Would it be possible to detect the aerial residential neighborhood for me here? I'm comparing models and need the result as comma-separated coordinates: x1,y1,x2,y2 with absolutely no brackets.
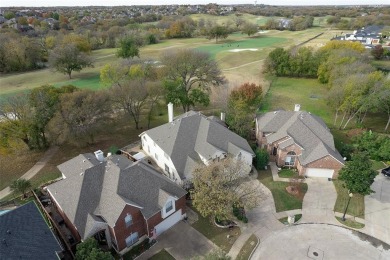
0,2,389,260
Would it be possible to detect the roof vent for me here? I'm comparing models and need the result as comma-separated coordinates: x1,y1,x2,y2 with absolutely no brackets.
94,150,104,162
80,172,83,176
6,230,11,235
83,159,86,163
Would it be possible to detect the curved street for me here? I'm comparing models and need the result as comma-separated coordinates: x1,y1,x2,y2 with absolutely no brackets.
251,224,390,260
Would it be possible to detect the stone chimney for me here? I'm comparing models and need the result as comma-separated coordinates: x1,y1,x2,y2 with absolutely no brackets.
168,102,174,123
294,104,301,112
220,112,226,122
94,150,104,162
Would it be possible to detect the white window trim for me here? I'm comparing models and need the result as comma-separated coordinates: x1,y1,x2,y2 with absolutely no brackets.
161,197,176,219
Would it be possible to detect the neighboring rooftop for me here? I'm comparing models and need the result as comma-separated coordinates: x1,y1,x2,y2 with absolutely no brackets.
0,201,63,259
257,110,344,165
142,111,254,179
47,155,186,239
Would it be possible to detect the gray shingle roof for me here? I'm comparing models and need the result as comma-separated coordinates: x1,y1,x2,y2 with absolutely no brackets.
0,201,62,259
47,155,186,240
257,111,344,166
142,111,254,179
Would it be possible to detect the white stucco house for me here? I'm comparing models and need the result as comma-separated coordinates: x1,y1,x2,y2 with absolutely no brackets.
139,103,255,185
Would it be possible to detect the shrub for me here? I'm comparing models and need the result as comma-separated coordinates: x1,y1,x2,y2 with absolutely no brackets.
255,148,269,170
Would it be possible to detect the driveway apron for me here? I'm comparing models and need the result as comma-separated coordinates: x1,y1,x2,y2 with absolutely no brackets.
301,178,338,224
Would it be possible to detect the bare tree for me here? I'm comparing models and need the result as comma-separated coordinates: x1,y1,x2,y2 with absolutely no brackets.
52,90,110,144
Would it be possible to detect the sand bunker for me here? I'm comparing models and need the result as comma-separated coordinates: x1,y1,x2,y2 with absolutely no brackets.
229,48,259,53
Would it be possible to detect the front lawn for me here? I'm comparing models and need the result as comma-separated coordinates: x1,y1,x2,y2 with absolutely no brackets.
258,169,308,212
149,249,175,260
278,169,303,179
333,180,364,219
189,205,241,253
236,234,258,260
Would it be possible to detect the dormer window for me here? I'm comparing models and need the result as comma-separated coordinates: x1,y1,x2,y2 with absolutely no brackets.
125,214,132,228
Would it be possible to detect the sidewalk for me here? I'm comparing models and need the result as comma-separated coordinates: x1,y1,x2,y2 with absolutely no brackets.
0,146,59,200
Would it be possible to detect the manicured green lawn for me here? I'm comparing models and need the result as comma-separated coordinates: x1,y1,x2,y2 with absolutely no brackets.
196,36,287,58
333,180,365,219
336,216,365,229
54,74,104,91
236,234,258,260
278,169,303,179
260,77,332,124
190,205,241,253
149,249,175,260
258,169,308,212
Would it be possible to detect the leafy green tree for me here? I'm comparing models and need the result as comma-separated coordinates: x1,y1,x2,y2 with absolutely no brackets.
207,25,230,43
49,44,93,79
241,22,258,37
264,48,290,76
192,158,262,221
116,37,140,59
338,152,377,196
353,131,390,162
10,179,32,198
4,11,15,20
75,238,113,260
161,49,225,112
255,148,269,170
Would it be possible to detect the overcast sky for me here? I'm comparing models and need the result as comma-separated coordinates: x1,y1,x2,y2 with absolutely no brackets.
0,0,388,7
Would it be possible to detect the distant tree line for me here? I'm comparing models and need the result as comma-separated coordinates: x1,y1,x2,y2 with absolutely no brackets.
263,16,314,31
0,48,225,151
264,41,390,131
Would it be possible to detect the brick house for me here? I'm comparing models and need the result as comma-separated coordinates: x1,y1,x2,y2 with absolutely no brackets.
139,104,255,186
47,152,187,255
256,105,344,179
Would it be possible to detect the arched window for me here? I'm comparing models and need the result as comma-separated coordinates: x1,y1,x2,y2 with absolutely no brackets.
125,214,132,228
285,151,296,166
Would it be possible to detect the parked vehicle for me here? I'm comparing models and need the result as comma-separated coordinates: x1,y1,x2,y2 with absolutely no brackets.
382,166,390,177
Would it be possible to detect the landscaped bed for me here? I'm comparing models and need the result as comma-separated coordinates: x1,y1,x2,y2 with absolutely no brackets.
278,214,303,224
189,205,241,253
335,216,365,229
258,168,308,212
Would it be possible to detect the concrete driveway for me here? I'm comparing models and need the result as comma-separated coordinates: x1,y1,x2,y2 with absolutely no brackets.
301,178,338,224
364,174,390,245
251,224,390,260
138,221,216,259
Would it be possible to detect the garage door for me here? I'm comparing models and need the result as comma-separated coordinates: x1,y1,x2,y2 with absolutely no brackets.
306,168,334,178
155,209,182,236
